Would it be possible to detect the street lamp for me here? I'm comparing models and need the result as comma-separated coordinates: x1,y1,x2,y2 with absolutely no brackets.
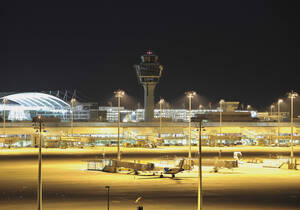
70,98,76,136
219,99,225,147
159,98,165,139
2,98,7,147
270,104,275,120
192,115,206,210
114,89,125,161
33,115,44,210
198,119,205,210
288,91,298,164
105,186,110,210
185,91,196,166
277,99,283,145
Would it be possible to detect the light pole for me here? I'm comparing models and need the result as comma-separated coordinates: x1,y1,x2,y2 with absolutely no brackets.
192,115,206,210
159,98,165,139
105,186,110,210
219,99,225,147
198,119,204,210
33,115,44,210
70,98,76,137
270,104,275,120
114,89,125,161
2,98,7,147
288,91,298,163
185,91,196,166
277,99,283,145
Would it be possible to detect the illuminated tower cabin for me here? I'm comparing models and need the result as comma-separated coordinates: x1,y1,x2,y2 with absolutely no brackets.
134,50,163,122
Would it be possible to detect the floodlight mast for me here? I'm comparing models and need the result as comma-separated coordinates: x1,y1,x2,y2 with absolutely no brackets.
288,91,298,165
159,98,165,138
2,98,7,145
185,91,196,166
219,99,225,147
277,99,283,144
198,119,203,210
70,98,76,136
192,115,206,210
134,50,163,122
114,90,125,161
33,115,44,210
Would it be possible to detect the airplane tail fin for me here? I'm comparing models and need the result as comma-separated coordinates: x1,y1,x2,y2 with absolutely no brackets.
178,159,185,170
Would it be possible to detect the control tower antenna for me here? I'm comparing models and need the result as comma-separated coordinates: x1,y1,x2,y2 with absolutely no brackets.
134,50,163,122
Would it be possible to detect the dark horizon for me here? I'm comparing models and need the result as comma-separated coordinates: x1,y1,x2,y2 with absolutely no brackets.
1,1,300,112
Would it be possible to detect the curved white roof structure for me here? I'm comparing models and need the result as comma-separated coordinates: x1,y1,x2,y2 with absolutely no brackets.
1,92,70,109
0,92,71,121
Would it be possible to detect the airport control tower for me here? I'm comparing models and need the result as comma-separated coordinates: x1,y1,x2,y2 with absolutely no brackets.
134,50,163,122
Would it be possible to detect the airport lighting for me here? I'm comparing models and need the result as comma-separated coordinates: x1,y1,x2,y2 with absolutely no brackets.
198,120,205,210
185,91,196,166
270,104,275,117
247,105,251,110
159,98,165,138
70,98,76,136
219,99,225,146
2,98,7,143
33,115,44,210
192,116,206,210
199,104,203,110
277,99,283,144
288,91,298,165
114,89,125,161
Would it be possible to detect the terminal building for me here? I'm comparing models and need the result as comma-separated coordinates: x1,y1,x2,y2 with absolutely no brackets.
0,91,258,123
0,92,71,121
0,92,297,148
0,92,99,122
1,92,285,123
98,106,258,122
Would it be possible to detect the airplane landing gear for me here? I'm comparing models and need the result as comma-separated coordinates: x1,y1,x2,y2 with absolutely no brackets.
172,174,175,179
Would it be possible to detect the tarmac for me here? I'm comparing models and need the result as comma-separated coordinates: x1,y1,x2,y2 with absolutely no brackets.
1,146,300,209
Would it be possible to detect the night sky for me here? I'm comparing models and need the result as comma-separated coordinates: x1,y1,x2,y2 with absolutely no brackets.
1,1,300,111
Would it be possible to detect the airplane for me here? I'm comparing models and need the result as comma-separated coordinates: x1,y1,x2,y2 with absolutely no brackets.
159,159,185,178
127,159,185,178
86,156,238,176
86,158,185,179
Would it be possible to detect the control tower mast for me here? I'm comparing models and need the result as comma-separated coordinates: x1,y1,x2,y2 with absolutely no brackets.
134,50,163,122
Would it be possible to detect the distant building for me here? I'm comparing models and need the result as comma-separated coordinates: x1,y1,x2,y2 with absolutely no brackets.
0,92,70,121
98,106,257,122
197,111,258,122
0,92,100,122
99,106,133,122
73,102,99,122
219,101,240,112
257,112,289,122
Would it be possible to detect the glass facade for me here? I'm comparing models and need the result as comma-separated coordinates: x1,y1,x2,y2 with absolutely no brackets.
0,92,71,121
